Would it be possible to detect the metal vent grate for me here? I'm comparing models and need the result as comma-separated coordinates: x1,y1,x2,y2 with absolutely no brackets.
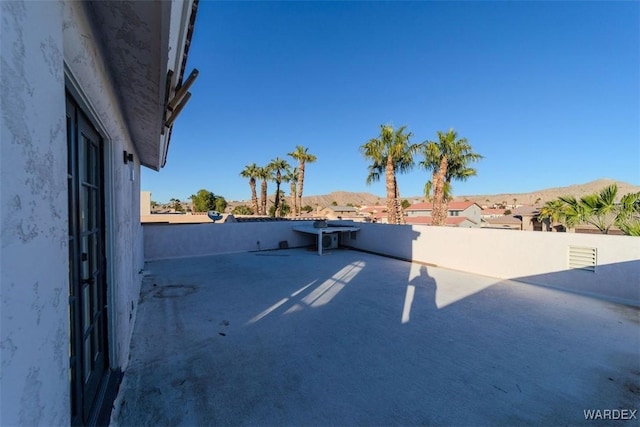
568,246,597,272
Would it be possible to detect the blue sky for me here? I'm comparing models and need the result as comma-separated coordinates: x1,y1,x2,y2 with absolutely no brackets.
143,1,639,203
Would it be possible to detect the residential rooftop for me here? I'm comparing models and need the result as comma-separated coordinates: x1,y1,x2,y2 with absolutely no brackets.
112,247,639,426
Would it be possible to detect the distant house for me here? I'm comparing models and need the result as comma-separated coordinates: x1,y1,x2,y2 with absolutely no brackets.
482,216,523,230
318,205,360,220
405,201,482,227
358,205,388,223
481,206,549,231
511,206,544,231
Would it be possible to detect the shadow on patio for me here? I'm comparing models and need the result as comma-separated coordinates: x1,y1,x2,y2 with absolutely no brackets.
111,248,639,426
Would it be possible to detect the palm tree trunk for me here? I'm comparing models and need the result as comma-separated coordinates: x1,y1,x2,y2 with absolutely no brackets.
297,163,305,217
290,182,297,217
274,182,281,217
394,176,405,224
431,156,448,226
250,180,259,215
260,180,267,215
385,155,397,224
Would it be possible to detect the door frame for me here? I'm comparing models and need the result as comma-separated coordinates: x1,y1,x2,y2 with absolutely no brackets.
65,64,121,426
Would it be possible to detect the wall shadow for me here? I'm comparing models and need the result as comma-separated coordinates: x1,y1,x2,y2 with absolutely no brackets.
508,259,640,307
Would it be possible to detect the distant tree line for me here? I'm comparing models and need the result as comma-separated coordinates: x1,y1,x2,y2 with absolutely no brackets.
240,145,317,217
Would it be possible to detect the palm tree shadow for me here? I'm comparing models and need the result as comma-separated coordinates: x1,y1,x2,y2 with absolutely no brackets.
402,264,438,324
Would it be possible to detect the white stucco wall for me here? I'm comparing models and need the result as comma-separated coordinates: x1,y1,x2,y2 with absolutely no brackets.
144,222,318,261
63,0,144,371
1,1,69,425
1,1,146,424
340,222,640,306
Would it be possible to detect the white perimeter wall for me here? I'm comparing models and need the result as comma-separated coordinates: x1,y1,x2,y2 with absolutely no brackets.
144,222,318,261
1,1,145,425
339,222,639,306
145,221,639,306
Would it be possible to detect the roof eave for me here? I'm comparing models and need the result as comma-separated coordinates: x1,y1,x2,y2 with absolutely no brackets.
88,0,198,171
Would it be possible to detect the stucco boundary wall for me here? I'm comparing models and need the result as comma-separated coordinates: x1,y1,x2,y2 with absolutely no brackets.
144,220,638,306
337,222,639,307
143,221,318,260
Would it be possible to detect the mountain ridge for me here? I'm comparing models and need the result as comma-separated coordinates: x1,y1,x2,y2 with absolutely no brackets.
230,178,639,209
303,179,640,208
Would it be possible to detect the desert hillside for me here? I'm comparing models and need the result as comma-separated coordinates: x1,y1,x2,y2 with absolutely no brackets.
228,178,639,211
300,191,383,208
450,178,639,206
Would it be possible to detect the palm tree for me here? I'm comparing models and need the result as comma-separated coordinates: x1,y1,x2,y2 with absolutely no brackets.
420,129,483,226
288,145,317,216
255,165,271,216
559,184,618,234
360,124,419,224
537,199,566,231
616,191,640,236
560,184,640,234
268,157,290,217
283,167,298,217
240,163,260,215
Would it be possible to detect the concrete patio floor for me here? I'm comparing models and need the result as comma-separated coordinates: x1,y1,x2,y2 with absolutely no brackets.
111,248,639,426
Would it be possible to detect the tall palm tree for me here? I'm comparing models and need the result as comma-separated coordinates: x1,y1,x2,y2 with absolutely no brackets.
283,167,298,217
268,157,290,217
255,165,271,216
288,145,317,216
537,199,566,231
240,163,260,215
420,129,483,226
360,125,419,224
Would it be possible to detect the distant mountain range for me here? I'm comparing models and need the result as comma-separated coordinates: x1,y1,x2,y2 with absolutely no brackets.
451,178,639,206
301,179,639,207
229,178,639,210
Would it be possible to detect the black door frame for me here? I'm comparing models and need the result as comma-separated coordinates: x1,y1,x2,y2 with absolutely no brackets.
67,92,121,426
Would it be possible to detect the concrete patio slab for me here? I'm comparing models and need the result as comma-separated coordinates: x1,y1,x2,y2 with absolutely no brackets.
111,248,639,426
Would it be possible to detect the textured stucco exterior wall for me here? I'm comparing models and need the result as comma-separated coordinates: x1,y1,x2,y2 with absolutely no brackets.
63,0,144,370
1,1,146,424
0,1,69,425
339,222,640,306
